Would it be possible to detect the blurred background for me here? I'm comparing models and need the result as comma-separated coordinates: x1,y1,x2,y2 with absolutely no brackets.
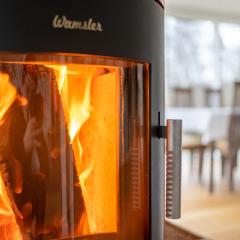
165,0,240,239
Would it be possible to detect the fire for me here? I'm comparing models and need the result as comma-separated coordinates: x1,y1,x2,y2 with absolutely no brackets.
59,66,95,234
45,65,67,92
0,73,22,240
51,64,119,235
0,73,17,125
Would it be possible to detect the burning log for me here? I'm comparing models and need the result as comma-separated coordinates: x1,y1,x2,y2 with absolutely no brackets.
0,62,120,239
53,65,119,235
0,71,23,240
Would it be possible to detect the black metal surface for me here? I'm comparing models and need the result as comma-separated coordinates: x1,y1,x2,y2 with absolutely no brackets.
158,126,167,139
157,112,167,139
0,1,164,239
0,0,163,64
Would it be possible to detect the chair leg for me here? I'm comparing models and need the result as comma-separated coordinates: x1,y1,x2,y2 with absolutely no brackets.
228,150,235,192
190,149,194,173
198,147,204,183
221,154,226,178
209,143,215,193
234,151,238,168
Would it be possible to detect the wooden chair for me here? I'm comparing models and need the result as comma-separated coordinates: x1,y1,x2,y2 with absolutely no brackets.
208,82,240,192
204,87,223,107
172,87,193,107
182,133,206,183
233,81,240,110
213,114,240,191
172,87,206,181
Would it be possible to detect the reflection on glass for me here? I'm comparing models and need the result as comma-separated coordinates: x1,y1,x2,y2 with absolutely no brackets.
0,54,149,240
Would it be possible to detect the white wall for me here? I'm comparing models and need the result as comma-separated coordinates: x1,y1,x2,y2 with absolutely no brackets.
166,0,240,23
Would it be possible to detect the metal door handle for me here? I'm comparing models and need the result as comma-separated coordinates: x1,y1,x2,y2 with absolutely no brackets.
166,119,182,219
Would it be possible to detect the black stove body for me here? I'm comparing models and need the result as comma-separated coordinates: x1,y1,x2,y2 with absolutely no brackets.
0,1,181,240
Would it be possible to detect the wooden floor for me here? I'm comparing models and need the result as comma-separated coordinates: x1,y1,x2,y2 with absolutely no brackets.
170,152,240,240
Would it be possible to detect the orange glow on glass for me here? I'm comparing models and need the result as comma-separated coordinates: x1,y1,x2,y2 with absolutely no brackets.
48,64,119,235
0,73,23,240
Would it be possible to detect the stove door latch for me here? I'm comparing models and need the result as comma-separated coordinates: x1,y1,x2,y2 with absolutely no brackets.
159,119,182,220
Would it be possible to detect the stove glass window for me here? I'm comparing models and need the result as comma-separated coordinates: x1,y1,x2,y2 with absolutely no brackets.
0,54,149,240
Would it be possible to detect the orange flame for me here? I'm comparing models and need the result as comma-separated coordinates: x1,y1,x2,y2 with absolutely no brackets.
45,65,67,92
0,73,17,125
51,65,96,233
0,73,22,240
51,64,118,235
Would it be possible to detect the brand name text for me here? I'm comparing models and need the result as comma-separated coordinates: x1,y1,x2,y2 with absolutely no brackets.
53,15,103,32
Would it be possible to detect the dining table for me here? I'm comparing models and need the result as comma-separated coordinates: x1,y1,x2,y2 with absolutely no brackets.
167,107,233,192
167,107,232,143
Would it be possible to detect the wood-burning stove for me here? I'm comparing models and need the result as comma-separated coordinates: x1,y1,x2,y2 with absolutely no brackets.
0,1,182,240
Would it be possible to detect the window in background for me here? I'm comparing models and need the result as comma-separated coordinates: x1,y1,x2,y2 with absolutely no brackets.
166,17,240,88
219,23,240,83
166,17,216,87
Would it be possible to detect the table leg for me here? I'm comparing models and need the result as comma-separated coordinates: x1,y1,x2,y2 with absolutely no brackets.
190,149,194,174
221,154,225,178
209,142,215,193
228,150,235,192
198,147,204,184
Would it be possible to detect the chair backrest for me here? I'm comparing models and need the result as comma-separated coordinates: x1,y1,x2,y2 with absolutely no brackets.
228,114,240,149
173,87,193,107
233,82,240,110
205,88,223,107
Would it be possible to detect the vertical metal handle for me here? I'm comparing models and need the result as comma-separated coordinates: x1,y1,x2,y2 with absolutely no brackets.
166,119,182,219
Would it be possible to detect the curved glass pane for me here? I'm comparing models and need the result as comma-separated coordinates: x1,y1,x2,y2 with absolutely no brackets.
0,53,149,240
